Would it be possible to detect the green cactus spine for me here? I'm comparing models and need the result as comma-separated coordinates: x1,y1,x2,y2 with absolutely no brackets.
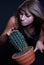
9,30,28,51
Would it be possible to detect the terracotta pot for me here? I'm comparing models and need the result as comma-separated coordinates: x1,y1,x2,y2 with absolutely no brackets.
12,46,35,65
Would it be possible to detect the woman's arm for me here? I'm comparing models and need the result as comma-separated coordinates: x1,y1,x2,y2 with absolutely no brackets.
35,29,44,53
0,16,19,43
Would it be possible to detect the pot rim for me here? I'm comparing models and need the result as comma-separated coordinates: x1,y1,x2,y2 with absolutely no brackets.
12,46,34,59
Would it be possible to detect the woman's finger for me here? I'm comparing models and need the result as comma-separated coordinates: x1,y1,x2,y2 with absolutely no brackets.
34,46,38,52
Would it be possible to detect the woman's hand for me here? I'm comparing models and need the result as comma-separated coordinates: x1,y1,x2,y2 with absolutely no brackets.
0,27,14,44
34,40,44,53
7,27,15,35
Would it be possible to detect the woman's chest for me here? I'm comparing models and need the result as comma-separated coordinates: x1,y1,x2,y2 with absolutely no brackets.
23,26,39,40
23,26,35,37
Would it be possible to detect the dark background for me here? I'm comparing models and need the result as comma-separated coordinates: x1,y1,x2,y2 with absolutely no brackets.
0,0,44,65
0,0,44,35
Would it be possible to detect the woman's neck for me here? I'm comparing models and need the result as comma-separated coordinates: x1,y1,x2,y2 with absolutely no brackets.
23,24,35,37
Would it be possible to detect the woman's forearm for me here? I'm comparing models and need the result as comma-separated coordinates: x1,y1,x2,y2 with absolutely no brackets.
0,16,18,43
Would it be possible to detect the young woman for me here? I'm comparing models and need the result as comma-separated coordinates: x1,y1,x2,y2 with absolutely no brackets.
0,0,44,65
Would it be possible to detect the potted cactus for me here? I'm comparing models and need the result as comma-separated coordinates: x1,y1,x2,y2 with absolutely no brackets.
7,29,35,65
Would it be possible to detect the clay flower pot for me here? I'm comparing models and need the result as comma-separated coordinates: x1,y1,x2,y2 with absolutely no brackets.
12,46,35,65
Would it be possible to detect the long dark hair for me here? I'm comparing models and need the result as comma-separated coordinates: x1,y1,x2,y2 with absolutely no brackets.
13,0,44,34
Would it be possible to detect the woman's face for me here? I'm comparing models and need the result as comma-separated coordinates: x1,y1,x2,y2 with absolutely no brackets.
19,9,34,26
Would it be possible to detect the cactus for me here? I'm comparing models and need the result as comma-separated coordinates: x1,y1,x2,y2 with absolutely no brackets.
8,30,28,52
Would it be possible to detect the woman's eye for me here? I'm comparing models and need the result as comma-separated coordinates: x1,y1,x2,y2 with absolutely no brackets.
26,15,30,17
26,15,31,17
25,13,31,17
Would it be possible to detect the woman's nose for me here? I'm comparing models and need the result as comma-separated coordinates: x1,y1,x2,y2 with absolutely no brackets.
21,15,26,20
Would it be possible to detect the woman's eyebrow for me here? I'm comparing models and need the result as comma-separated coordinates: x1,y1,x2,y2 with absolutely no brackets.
20,9,31,16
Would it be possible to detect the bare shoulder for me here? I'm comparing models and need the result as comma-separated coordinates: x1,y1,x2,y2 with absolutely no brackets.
8,16,19,29
9,16,17,23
